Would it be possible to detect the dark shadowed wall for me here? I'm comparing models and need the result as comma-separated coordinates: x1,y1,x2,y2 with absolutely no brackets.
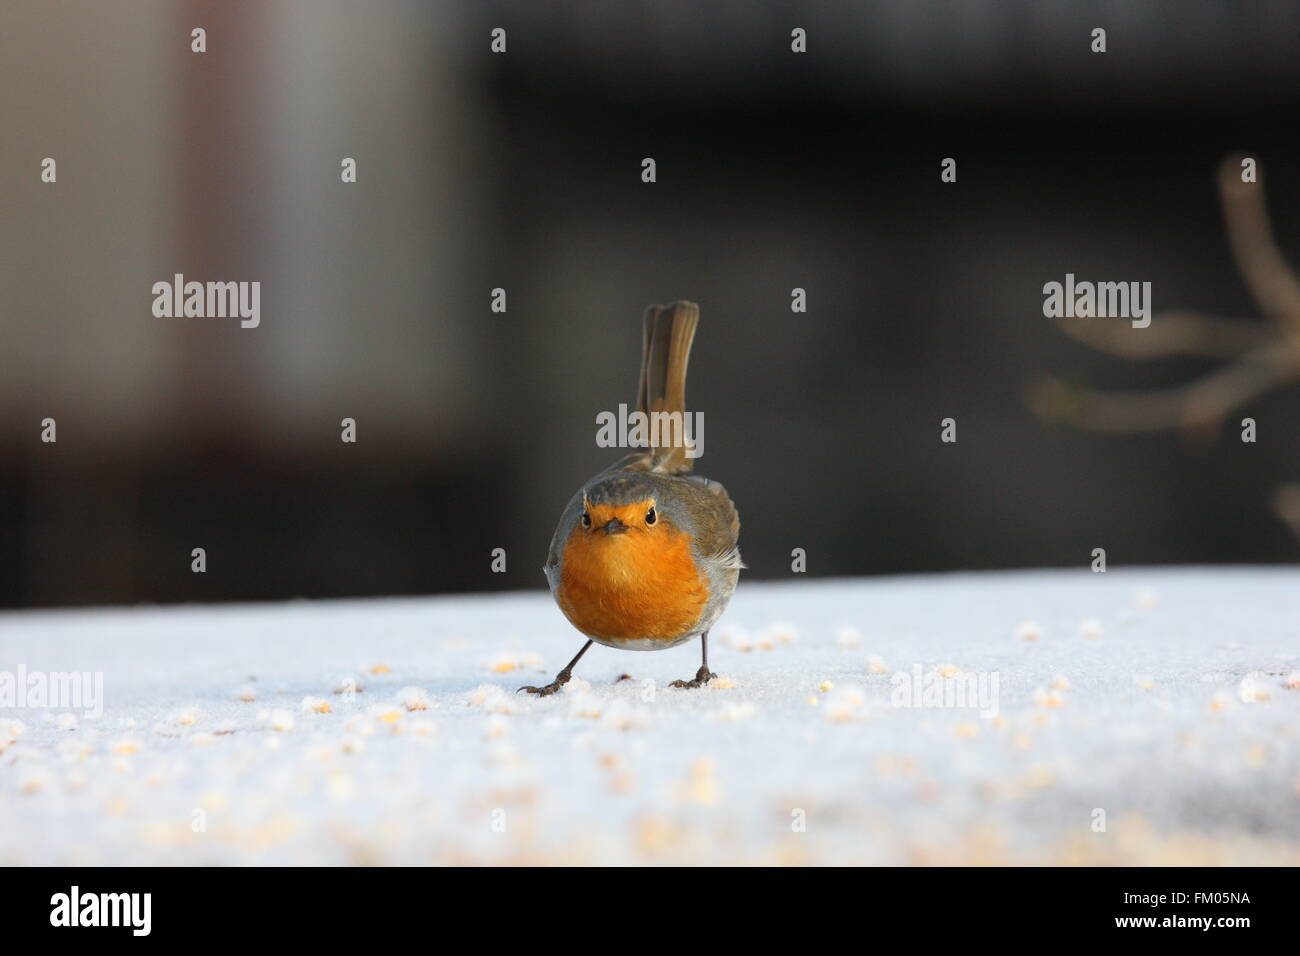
1,1,1297,607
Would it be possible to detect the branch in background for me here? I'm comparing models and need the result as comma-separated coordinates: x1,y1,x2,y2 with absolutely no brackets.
1051,311,1271,361
1029,345,1295,435
1273,484,1300,543
1030,156,1300,540
1218,154,1300,328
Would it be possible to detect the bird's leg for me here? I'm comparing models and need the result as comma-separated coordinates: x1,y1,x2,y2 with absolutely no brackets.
518,640,593,696
670,631,717,689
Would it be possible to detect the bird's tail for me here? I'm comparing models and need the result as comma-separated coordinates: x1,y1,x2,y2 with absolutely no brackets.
615,300,700,475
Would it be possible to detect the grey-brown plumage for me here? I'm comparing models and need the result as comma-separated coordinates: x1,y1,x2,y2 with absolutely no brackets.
523,302,742,694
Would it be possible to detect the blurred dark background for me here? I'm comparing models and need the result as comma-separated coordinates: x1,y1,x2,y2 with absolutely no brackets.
2,1,1298,608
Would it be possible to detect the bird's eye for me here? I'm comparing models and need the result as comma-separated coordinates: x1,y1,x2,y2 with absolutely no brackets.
645,507,657,525
581,511,591,528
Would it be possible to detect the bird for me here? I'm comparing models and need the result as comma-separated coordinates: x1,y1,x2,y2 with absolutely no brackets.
520,301,743,695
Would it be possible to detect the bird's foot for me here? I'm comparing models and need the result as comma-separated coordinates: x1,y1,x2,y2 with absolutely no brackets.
670,666,716,689
517,671,572,696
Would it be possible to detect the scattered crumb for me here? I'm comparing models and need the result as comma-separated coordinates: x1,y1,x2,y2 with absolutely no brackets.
268,710,295,732
713,702,756,721
819,680,834,692
398,686,430,711
486,652,542,673
567,694,604,720
836,626,863,648
19,769,51,794
768,622,799,645
367,663,393,676
1238,676,1271,704
1015,621,1041,642
58,738,91,761
468,684,517,715
1033,688,1066,709
1080,619,1102,640
867,655,888,674
601,700,648,730
234,685,257,702
1024,765,1056,789
301,696,332,714
1133,588,1160,609
824,686,866,723
679,757,722,806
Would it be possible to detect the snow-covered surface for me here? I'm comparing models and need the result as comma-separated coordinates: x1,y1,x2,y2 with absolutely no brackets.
1,567,1297,866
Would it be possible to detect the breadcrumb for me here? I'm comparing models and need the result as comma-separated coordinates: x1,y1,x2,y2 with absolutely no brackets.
1033,688,1066,708
398,686,430,711
1015,621,1041,642
836,627,863,649
824,686,866,723
333,676,364,695
1133,588,1160,609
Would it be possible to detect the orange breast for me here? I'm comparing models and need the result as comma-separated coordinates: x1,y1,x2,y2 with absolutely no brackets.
557,525,710,643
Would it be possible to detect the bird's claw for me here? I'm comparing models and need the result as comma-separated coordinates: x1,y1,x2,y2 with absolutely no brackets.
516,672,572,696
670,667,716,690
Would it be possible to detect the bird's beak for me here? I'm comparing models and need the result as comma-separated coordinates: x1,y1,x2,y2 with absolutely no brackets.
601,517,629,535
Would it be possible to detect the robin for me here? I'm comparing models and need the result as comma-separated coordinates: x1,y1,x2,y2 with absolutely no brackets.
521,301,743,695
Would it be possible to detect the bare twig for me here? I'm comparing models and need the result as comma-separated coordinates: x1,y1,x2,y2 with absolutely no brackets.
1217,155,1300,327
1029,344,1293,435
1051,311,1271,361
1031,156,1299,539
1273,484,1300,543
